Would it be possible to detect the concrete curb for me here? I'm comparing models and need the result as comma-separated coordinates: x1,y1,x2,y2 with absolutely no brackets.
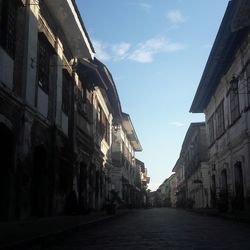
0,210,130,250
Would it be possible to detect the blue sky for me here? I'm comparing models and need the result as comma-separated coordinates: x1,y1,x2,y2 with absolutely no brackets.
76,0,229,191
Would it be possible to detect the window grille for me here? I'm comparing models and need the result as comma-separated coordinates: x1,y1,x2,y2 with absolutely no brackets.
101,110,109,143
215,101,225,138
37,33,52,94
230,90,240,123
246,64,250,106
208,116,214,146
96,105,102,136
0,0,19,58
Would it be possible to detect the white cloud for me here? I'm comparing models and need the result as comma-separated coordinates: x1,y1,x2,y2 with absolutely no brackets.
166,9,187,26
93,39,131,62
169,121,185,127
93,36,186,64
128,49,153,63
128,37,186,63
112,42,131,60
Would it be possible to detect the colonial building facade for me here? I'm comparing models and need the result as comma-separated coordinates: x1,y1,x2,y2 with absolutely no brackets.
190,0,250,211
157,174,176,207
169,174,177,207
0,0,96,220
172,123,209,208
172,156,186,208
110,113,143,208
136,159,150,207
0,0,147,221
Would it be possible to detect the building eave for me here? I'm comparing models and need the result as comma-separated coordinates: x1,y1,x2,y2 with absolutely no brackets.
77,59,107,90
180,122,205,154
231,0,250,32
172,158,181,173
190,0,248,113
43,0,95,59
93,58,123,120
122,113,142,152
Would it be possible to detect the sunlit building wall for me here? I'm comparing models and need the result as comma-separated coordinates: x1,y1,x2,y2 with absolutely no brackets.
110,113,143,208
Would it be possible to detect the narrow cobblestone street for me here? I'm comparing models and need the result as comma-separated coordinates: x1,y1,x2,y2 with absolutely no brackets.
44,208,250,250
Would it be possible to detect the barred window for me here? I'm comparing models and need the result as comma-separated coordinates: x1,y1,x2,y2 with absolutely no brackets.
230,90,240,123
246,64,250,106
96,105,102,135
0,0,19,58
208,115,215,145
247,77,250,106
215,101,225,138
101,110,109,144
37,34,52,94
76,80,89,118
121,142,125,165
106,122,110,144
62,70,71,115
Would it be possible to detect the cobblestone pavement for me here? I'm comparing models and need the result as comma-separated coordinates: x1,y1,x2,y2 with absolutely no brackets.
44,208,250,250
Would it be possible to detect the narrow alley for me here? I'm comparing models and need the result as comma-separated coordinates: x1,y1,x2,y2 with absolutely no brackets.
1,0,250,249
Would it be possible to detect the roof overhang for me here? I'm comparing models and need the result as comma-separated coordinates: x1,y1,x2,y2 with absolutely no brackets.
92,59,123,119
136,158,146,173
231,0,250,31
172,123,205,171
190,0,249,113
77,59,107,90
181,122,205,153
172,159,179,172
122,113,142,151
43,0,95,59
172,156,184,172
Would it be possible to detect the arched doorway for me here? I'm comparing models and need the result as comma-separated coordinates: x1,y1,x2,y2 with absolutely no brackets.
234,161,244,210
0,123,14,221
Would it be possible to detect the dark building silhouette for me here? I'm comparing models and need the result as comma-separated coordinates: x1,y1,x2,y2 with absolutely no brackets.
0,0,148,221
